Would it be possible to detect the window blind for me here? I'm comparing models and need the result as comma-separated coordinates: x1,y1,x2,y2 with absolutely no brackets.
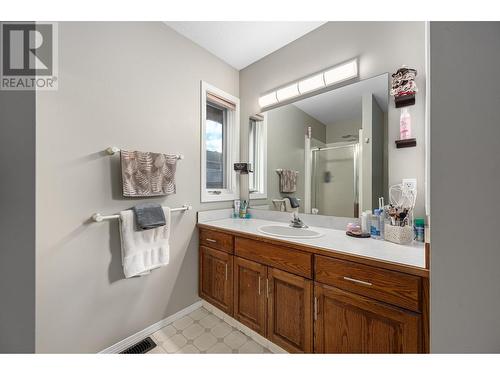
207,92,236,111
250,114,264,121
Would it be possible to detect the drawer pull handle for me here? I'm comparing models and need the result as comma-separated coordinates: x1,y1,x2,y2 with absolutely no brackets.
225,264,228,281
205,238,217,243
258,276,261,295
343,276,372,286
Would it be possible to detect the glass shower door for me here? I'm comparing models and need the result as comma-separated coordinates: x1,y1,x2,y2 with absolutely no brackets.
311,144,359,217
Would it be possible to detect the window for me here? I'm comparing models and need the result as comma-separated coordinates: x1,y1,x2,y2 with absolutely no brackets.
248,114,267,199
201,81,240,202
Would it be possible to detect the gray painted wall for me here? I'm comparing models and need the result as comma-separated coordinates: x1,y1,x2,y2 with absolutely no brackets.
0,88,36,353
35,22,238,353
261,104,326,209
326,120,360,144
240,22,427,217
430,22,500,353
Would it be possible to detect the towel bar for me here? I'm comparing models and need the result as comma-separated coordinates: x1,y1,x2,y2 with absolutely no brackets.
105,146,184,160
92,204,192,222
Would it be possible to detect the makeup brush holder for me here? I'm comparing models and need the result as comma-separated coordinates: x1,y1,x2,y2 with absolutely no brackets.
384,224,413,244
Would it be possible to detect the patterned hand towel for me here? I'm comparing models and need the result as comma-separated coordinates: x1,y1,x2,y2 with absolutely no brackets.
121,150,177,197
119,207,171,278
277,169,298,193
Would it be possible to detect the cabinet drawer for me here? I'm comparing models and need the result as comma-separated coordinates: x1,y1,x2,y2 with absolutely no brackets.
200,228,233,253
315,256,421,312
235,237,312,278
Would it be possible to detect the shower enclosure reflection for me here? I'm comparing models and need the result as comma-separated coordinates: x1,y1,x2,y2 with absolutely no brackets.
311,143,359,217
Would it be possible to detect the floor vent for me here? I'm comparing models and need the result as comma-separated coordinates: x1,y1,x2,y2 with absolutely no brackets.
120,337,157,354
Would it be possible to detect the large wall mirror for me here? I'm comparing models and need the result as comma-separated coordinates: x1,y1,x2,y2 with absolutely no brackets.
249,73,389,218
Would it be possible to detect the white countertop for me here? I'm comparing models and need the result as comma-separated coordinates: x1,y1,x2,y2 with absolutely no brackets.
199,218,426,269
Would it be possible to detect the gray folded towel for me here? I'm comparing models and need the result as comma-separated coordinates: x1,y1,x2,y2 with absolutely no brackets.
133,203,166,230
284,196,300,208
277,169,298,193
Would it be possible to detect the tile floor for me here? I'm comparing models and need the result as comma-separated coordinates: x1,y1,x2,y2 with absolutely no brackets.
149,307,272,354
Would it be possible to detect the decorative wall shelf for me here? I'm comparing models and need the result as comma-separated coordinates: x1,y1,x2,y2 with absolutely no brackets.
395,94,416,108
395,138,417,149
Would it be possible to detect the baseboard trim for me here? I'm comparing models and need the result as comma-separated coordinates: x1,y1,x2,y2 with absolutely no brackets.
99,300,203,354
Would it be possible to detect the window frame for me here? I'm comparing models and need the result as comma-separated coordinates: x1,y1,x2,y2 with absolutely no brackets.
201,81,240,203
248,113,268,200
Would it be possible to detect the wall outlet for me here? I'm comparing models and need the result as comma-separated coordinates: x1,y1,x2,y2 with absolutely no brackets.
402,178,417,193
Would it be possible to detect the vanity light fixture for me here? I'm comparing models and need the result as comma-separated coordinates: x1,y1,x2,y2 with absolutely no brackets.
258,58,358,108
298,73,325,94
323,59,358,86
258,91,278,107
276,83,300,102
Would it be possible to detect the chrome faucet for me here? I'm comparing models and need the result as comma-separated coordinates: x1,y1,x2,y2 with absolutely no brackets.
290,212,308,228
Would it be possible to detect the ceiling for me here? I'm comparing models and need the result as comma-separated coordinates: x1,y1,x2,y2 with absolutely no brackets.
292,74,389,126
164,22,326,70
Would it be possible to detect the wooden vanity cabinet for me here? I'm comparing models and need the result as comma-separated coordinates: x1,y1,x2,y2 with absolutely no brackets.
233,256,313,352
199,246,233,315
198,226,428,354
314,283,421,353
267,268,313,353
233,256,267,336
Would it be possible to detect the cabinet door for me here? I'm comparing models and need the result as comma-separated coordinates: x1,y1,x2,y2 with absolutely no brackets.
199,246,233,315
233,256,267,336
267,268,313,353
314,283,421,353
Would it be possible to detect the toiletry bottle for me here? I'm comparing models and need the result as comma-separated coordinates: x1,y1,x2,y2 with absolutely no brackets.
239,200,248,218
414,218,425,242
371,209,380,239
361,210,371,234
234,200,241,218
379,208,385,240
400,108,412,140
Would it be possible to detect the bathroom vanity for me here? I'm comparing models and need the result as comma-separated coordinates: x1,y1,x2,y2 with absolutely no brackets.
197,218,429,354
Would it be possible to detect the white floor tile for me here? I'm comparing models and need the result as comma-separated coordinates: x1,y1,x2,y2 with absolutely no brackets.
147,345,167,354
238,341,265,354
152,324,176,344
189,307,209,321
176,344,201,354
149,301,288,355
161,334,187,353
207,342,232,354
210,321,232,338
193,332,218,351
172,316,194,330
223,331,248,349
199,314,220,329
181,323,204,340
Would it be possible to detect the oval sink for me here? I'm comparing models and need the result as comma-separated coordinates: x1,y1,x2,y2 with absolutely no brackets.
257,225,323,239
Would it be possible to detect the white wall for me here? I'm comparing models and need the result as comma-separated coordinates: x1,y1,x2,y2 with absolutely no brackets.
430,21,500,353
35,22,239,353
240,22,427,217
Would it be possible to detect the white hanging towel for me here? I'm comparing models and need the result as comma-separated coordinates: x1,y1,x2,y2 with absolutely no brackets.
119,207,170,278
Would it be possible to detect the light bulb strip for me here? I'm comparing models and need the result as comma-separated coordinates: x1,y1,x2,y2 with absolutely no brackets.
258,58,358,108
